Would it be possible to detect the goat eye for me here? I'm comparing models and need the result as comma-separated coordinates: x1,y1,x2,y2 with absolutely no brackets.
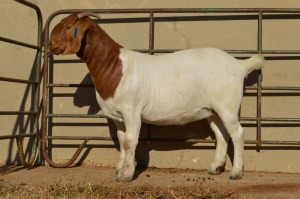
65,25,72,30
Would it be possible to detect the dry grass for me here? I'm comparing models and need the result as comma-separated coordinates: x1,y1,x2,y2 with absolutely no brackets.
0,181,235,199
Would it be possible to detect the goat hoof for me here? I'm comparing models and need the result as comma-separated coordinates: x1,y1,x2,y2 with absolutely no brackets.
116,169,134,182
116,176,133,182
229,175,242,180
209,165,224,175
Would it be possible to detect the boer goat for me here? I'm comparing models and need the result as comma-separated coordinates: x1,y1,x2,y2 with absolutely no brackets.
49,12,264,181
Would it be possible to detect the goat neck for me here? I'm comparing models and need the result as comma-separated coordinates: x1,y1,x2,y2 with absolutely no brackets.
77,20,123,100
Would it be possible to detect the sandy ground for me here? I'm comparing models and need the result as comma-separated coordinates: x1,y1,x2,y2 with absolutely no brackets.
1,165,300,198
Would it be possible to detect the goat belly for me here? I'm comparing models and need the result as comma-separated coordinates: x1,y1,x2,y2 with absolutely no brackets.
141,107,213,125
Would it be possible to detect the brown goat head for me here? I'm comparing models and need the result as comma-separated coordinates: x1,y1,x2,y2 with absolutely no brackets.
49,13,100,55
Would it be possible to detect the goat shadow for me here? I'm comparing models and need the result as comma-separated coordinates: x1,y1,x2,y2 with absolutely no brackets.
1,51,39,174
73,71,259,179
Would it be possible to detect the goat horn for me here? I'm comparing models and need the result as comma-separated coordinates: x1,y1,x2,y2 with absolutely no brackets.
77,12,101,19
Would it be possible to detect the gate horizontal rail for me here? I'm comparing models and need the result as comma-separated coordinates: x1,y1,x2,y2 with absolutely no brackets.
0,77,39,85
42,8,300,167
0,36,41,50
0,133,38,140
46,83,300,92
0,111,38,115
45,135,300,145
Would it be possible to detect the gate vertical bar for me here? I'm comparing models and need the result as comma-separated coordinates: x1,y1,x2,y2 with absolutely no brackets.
149,11,155,55
33,1,43,165
147,11,155,142
256,10,263,150
42,16,50,165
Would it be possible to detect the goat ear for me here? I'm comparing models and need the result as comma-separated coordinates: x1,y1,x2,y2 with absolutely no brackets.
63,20,90,55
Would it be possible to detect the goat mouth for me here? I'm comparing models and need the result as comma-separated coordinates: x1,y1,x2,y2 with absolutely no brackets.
49,46,62,55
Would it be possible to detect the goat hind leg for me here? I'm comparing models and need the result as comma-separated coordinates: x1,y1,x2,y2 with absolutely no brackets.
207,114,229,175
222,118,244,180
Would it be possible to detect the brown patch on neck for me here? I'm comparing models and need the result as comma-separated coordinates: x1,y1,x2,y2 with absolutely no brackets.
76,19,123,100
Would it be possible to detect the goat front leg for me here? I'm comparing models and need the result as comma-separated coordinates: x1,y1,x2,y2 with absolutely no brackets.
116,115,141,182
114,121,126,175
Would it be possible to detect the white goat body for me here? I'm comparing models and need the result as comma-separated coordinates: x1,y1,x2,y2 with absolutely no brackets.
96,47,263,181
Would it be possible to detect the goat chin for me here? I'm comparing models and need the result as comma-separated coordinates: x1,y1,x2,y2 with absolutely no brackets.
49,13,265,182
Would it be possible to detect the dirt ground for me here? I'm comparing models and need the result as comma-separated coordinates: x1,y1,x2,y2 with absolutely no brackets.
1,165,300,198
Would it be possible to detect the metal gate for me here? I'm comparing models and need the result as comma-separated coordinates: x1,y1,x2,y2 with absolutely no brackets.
0,0,43,166
41,8,300,167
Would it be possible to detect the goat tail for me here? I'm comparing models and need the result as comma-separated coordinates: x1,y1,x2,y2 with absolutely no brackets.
239,54,265,76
